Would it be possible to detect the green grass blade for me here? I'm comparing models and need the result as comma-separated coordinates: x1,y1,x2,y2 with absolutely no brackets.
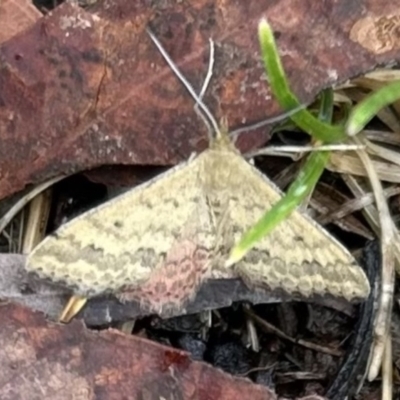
258,18,345,142
346,80,400,136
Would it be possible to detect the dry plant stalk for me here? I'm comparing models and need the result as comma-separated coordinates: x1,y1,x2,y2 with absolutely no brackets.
352,136,395,387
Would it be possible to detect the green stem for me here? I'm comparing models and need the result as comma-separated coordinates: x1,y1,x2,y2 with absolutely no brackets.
346,80,400,136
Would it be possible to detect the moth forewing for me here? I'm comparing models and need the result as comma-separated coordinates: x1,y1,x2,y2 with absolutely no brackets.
201,140,370,301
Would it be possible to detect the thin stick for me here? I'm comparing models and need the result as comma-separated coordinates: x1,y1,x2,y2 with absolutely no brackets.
245,143,364,158
0,175,64,235
244,307,343,357
243,304,260,352
382,333,393,400
352,136,395,382
343,175,400,269
317,186,400,226
22,190,53,254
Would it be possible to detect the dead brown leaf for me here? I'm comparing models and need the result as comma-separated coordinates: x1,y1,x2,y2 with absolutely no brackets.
0,0,41,44
0,301,281,399
1,0,400,199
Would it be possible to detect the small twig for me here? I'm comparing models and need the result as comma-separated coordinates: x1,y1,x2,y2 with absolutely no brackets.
18,208,25,253
244,307,343,357
245,143,364,159
243,304,260,352
382,333,393,400
352,136,395,382
364,130,400,146
22,190,53,254
0,175,64,235
366,139,400,168
317,186,400,226
343,175,400,269
277,371,327,381
2,229,12,250
238,363,277,377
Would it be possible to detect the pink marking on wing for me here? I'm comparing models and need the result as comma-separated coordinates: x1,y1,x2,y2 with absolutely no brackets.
117,240,211,314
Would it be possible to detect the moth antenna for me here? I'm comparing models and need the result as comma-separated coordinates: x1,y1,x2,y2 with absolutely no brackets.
147,28,308,143
198,38,215,100
146,28,221,141
229,102,307,141
193,100,213,141
193,38,215,140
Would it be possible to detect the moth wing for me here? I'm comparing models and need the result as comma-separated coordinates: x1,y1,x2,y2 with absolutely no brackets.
205,149,370,301
117,238,212,314
26,156,215,300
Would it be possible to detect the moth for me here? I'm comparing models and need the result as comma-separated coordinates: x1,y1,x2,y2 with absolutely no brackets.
26,29,370,322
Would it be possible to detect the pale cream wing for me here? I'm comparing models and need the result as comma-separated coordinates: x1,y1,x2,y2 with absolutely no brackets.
204,148,371,301
26,157,216,300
